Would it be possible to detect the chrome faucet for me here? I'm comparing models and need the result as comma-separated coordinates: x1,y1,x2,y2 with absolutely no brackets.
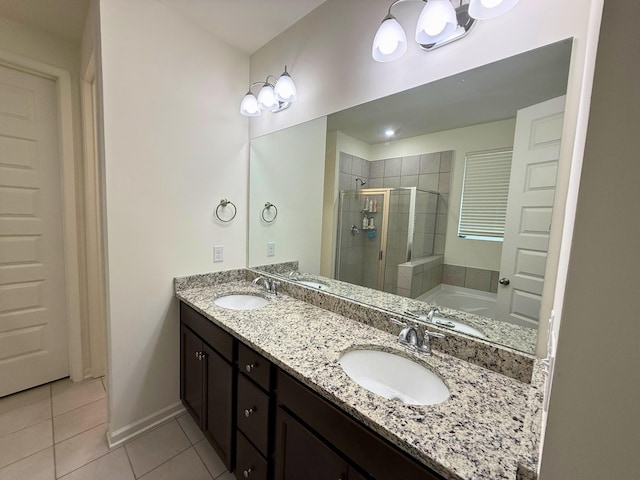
426,307,440,322
252,276,280,295
398,324,444,355
288,270,301,280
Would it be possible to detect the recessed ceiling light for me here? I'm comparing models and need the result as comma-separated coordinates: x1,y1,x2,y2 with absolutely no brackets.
385,129,395,137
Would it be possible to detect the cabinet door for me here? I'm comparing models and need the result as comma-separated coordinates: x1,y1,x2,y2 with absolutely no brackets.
275,407,348,480
203,343,235,471
181,324,204,427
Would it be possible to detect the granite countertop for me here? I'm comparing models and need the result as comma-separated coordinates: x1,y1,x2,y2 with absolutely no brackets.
176,279,540,480
266,271,538,354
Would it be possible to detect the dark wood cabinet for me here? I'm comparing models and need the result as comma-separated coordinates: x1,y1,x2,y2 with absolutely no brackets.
275,407,349,480
180,324,204,426
180,303,235,471
180,301,444,480
203,343,234,469
236,431,269,480
275,370,444,480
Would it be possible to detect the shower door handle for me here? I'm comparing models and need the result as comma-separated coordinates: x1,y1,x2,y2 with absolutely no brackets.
499,277,510,286
379,251,383,261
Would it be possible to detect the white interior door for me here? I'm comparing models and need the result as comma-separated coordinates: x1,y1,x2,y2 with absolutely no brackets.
0,65,69,396
496,96,566,329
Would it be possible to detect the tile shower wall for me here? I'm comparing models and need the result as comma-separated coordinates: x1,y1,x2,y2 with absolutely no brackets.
339,152,370,191
369,151,452,257
338,151,453,295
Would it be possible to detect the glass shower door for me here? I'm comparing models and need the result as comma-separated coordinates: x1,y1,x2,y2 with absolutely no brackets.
336,190,387,290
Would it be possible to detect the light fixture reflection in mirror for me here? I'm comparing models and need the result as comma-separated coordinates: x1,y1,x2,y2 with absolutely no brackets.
248,39,573,356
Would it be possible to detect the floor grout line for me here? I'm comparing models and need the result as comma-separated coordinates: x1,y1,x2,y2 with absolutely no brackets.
123,443,137,479
53,410,109,446
132,443,193,479
0,400,53,440
50,383,58,480
55,442,121,480
0,444,52,473
192,441,217,480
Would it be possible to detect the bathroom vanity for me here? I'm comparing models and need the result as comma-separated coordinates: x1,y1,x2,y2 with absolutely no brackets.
176,270,543,480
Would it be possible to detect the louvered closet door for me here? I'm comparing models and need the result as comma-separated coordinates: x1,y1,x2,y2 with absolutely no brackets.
496,96,565,329
0,64,69,396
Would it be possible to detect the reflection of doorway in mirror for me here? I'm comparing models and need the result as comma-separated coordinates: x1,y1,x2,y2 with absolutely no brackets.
496,96,566,329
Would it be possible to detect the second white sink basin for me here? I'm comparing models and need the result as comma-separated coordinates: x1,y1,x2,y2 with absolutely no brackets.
432,316,487,339
297,279,330,291
214,294,269,311
339,350,449,406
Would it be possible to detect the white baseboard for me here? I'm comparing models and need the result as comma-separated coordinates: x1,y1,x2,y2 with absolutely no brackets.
107,401,186,449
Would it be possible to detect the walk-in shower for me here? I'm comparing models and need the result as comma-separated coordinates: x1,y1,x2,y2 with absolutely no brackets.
335,187,441,294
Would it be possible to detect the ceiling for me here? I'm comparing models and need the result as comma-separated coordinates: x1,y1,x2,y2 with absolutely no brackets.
327,40,573,145
0,0,328,52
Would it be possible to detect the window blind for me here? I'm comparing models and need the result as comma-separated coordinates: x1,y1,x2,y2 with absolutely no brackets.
458,149,513,240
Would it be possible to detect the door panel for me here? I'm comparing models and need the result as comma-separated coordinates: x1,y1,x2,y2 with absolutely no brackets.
204,343,234,470
496,96,565,328
0,65,68,396
181,325,203,426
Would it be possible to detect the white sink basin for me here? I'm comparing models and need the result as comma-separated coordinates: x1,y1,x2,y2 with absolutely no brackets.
213,294,269,311
297,279,330,291
339,350,449,406
432,316,487,339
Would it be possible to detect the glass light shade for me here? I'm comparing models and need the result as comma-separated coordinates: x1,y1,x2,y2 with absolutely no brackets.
372,16,407,62
257,84,277,110
240,92,261,117
274,72,297,103
468,0,520,20
415,0,458,45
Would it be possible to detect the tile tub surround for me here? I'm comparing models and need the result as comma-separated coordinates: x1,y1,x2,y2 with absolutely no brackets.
175,279,543,480
243,269,536,379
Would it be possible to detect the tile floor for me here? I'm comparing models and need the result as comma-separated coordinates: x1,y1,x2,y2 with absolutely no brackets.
0,378,234,479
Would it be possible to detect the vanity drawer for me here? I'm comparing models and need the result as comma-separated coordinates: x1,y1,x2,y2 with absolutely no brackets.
180,302,234,362
277,370,443,480
235,431,268,480
238,342,272,391
237,374,270,455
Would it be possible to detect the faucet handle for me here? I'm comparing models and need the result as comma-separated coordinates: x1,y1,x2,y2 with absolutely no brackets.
415,329,445,355
424,330,445,340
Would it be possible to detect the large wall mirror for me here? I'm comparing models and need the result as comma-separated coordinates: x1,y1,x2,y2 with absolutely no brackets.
249,39,573,356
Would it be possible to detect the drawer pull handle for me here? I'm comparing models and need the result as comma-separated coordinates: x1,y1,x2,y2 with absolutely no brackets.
243,468,253,478
194,351,203,360
245,363,255,373
244,407,255,418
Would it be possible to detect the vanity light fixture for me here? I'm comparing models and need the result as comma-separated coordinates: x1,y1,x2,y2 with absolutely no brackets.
240,66,297,117
372,0,521,62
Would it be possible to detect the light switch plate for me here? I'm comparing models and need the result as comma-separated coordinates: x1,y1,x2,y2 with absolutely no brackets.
267,242,275,257
214,245,223,262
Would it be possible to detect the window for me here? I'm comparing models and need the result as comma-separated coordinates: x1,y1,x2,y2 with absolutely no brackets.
458,149,513,241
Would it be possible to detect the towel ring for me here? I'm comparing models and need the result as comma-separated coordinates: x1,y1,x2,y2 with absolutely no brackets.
215,198,237,223
261,202,278,223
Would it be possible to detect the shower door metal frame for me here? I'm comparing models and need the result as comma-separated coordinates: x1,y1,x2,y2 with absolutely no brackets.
336,188,391,291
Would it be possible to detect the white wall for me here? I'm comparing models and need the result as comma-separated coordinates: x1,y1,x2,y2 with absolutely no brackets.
98,0,249,441
249,117,326,272
539,0,640,477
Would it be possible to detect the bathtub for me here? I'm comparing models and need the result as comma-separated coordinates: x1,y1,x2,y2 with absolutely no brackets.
418,284,497,319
